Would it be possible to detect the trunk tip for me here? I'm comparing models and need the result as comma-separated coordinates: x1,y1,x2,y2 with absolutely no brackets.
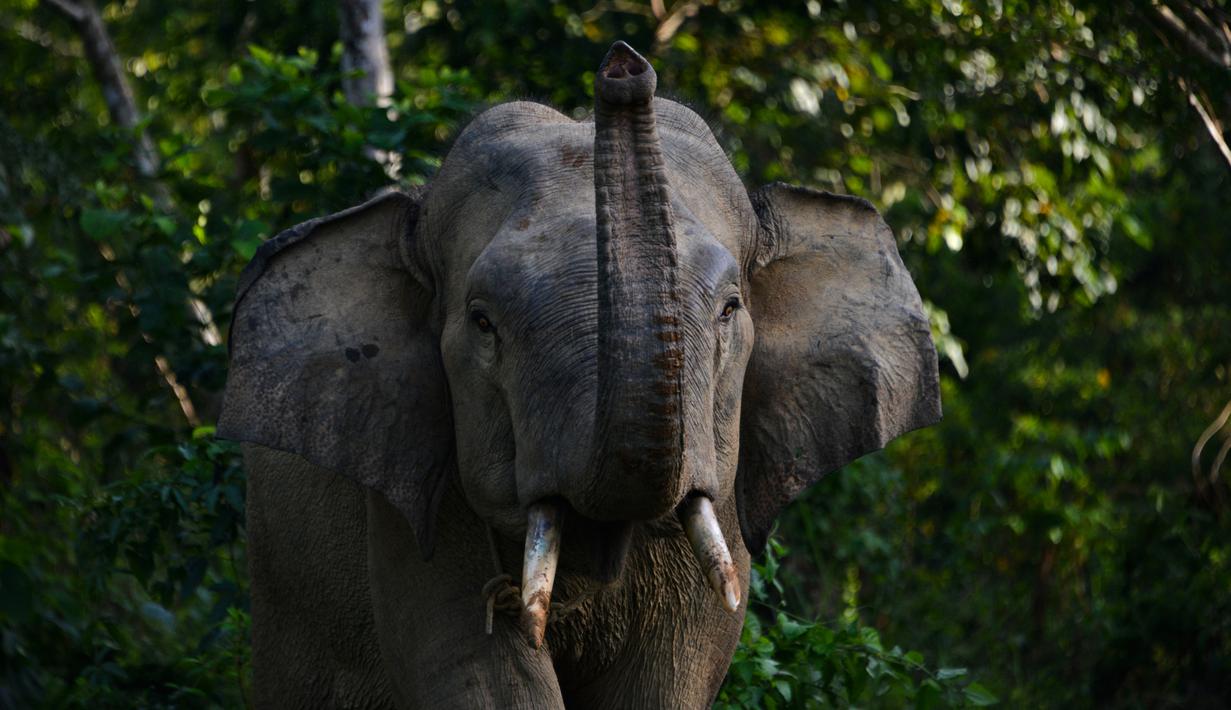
596,40,656,105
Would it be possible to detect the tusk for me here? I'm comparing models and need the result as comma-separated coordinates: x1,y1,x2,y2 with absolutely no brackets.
520,501,562,649
680,496,740,612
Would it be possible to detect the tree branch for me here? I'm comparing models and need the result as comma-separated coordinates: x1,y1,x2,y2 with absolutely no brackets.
45,0,160,178
1140,4,1231,174
1171,0,1231,64
1151,2,1231,70
1193,397,1231,496
654,0,709,48
1180,77,1231,170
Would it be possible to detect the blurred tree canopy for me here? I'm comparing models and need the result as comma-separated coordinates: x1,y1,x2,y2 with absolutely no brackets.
2,0,1230,707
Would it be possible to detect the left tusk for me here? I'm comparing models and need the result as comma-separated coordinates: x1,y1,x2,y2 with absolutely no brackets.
520,501,562,649
680,495,740,612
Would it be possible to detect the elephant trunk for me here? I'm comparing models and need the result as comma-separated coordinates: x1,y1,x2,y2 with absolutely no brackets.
588,41,686,521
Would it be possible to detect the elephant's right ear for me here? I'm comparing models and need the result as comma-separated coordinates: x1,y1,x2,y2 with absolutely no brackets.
218,189,453,559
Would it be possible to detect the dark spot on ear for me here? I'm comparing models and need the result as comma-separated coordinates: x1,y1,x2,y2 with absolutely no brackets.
345,347,361,362
516,217,531,231
289,282,307,300
362,343,380,358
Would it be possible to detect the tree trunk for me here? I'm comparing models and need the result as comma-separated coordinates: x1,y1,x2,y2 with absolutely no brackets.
338,0,394,108
337,0,398,176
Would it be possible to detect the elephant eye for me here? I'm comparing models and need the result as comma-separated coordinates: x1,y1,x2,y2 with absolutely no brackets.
471,310,496,334
719,297,740,323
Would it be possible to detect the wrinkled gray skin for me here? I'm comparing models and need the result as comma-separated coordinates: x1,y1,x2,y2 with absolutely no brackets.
220,42,940,709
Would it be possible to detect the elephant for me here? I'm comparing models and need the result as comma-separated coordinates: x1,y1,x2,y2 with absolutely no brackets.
218,41,941,709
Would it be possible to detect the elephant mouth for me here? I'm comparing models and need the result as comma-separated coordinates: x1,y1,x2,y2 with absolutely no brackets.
518,493,739,648
557,502,635,584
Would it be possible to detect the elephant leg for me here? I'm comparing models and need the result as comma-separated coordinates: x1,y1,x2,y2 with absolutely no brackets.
365,479,565,709
243,444,394,709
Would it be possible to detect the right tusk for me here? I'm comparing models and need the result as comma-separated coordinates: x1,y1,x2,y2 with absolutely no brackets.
520,501,562,650
680,495,741,612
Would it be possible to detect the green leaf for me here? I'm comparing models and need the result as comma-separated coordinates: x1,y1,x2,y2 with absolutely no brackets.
964,682,999,706
248,44,275,65
151,215,177,236
1119,213,1151,249
870,53,893,81
915,679,942,710
80,208,129,240
233,219,269,260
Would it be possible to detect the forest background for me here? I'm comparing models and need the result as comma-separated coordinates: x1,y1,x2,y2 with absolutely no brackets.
3,0,1231,707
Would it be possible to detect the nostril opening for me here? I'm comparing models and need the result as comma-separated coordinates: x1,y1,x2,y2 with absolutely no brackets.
602,55,647,80
595,42,656,104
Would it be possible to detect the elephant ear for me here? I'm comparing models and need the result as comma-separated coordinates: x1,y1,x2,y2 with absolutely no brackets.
737,183,941,553
218,189,453,559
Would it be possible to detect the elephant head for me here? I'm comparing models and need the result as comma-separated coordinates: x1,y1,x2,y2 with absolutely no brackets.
219,42,940,650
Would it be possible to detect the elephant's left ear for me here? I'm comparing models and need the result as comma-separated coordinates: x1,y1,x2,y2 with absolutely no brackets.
218,189,454,559
737,183,942,554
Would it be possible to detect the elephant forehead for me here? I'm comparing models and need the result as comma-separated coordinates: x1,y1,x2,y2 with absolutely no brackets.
436,110,739,221
422,123,594,281
469,213,599,308
423,103,755,295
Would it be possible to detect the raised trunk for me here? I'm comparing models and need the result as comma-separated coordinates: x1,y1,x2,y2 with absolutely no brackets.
589,42,685,520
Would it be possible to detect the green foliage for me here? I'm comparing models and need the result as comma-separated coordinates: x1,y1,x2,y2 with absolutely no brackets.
3,1,1230,707
2,29,478,705
717,540,997,709
0,433,248,707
